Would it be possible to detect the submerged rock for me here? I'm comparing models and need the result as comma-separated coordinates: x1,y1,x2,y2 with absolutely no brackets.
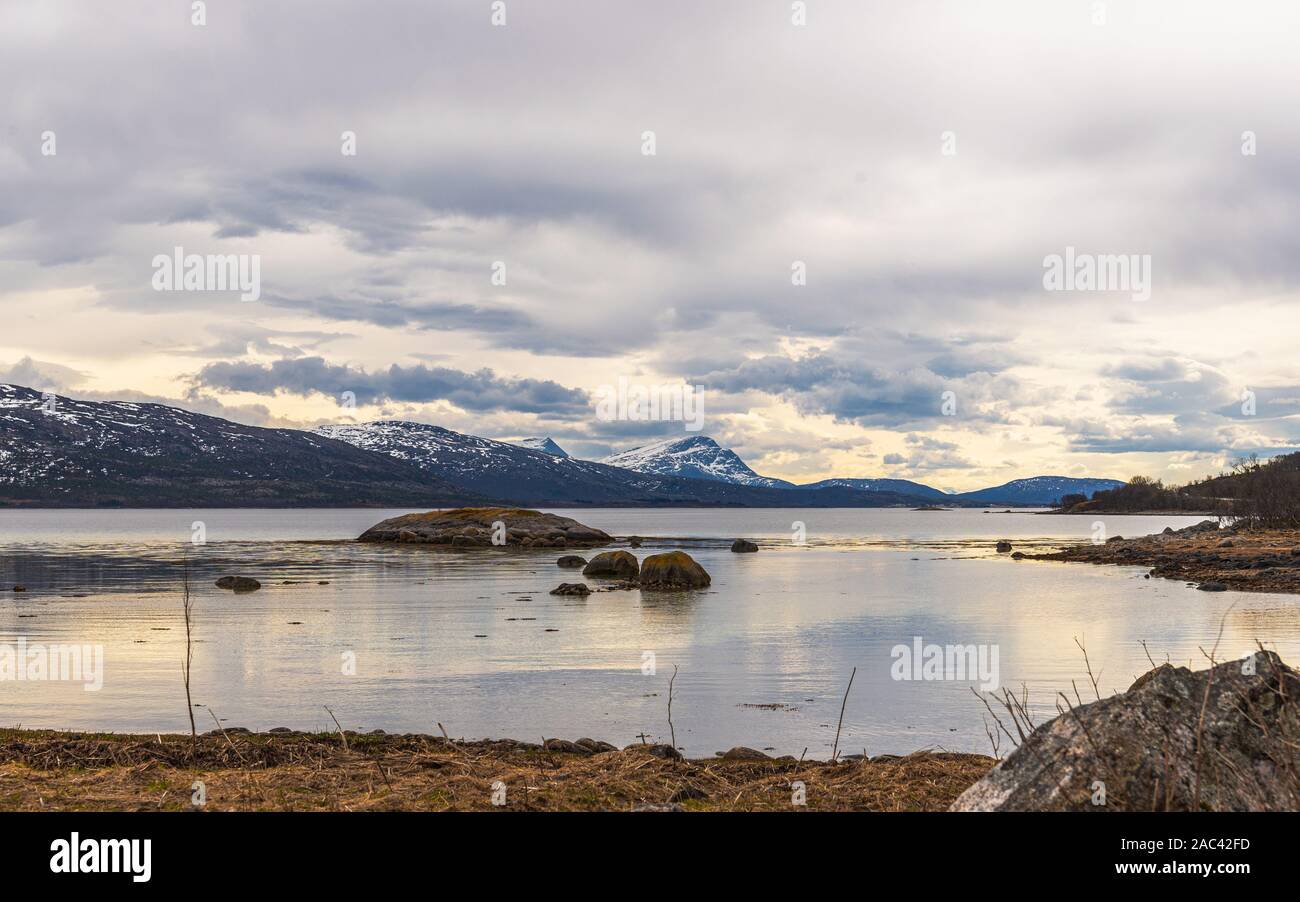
730,539,759,553
583,550,640,580
215,576,261,592
358,507,612,548
639,551,711,590
951,651,1300,811
549,583,591,596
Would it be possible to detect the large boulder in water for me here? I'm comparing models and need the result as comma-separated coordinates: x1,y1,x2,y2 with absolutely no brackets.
582,550,640,580
358,508,612,548
639,551,711,590
951,651,1300,811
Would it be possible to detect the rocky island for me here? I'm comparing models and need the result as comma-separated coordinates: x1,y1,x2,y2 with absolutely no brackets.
358,507,613,548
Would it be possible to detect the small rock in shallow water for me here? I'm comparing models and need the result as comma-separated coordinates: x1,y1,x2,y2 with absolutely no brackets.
215,576,261,592
549,583,591,596
995,541,1013,553
556,555,588,568
1197,581,1228,592
731,539,759,553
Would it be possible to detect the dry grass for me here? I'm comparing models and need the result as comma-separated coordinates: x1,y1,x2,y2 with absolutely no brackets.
0,729,992,812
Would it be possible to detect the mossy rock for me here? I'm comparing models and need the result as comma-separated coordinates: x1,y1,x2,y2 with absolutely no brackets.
639,551,710,590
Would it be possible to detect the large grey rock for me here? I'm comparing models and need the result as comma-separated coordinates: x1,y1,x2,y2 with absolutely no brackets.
952,651,1300,811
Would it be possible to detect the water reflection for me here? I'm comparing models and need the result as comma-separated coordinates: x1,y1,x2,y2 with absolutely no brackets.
0,508,1294,758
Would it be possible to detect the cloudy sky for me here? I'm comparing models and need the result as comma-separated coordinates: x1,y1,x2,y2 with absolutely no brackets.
3,0,1300,490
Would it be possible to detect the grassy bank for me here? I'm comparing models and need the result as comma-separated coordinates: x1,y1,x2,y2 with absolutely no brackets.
0,729,993,812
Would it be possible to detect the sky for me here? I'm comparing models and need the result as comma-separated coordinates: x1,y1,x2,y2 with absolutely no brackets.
3,0,1300,491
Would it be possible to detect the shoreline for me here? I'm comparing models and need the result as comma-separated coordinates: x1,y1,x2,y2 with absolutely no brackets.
0,728,992,812
1024,522,1300,594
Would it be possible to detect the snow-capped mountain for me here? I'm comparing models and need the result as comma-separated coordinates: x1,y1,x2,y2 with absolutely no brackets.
314,421,927,507
952,476,1126,506
598,436,794,489
510,436,568,458
0,384,470,507
801,477,950,500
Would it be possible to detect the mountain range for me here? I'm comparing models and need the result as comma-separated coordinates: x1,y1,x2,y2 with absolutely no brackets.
0,384,1124,507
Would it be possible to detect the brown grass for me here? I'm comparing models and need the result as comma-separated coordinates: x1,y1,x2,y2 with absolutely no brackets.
0,729,992,812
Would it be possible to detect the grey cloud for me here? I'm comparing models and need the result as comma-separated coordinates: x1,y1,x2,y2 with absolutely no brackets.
192,356,590,415
694,351,1039,429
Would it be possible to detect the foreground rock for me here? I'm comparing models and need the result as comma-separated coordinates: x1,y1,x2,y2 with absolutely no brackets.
731,539,759,553
215,576,261,592
639,551,711,590
952,651,1300,811
582,550,640,580
358,507,612,548
1024,520,1300,594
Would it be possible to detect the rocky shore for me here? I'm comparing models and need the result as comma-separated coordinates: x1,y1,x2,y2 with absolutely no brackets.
1024,520,1300,594
0,728,990,812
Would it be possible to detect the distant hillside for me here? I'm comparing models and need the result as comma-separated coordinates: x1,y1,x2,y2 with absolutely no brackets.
0,384,474,507
1068,453,1300,524
802,477,950,501
316,421,931,507
953,476,1126,506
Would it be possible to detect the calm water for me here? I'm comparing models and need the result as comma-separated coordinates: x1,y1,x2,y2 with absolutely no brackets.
1,507,1296,758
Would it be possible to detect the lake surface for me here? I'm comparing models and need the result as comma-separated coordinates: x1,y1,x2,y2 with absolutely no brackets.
1,507,1296,759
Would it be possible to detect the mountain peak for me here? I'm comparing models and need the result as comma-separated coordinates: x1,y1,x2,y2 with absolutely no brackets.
511,436,569,458
599,435,791,488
